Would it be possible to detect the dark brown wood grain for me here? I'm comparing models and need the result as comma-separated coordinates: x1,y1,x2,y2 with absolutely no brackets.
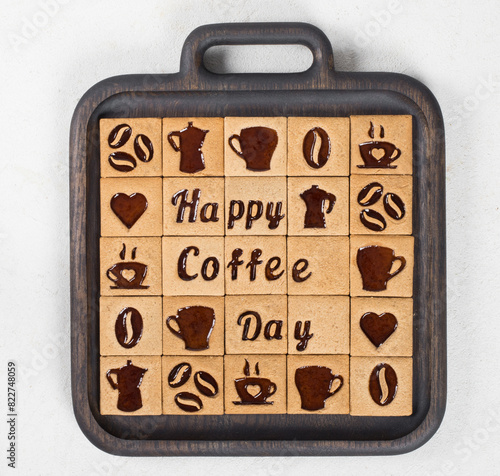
70,22,446,456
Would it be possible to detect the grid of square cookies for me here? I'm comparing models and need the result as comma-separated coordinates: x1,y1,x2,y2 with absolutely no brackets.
99,115,413,417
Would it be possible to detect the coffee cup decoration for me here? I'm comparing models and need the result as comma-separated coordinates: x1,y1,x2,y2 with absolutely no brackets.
229,127,278,171
356,245,406,292
358,122,401,169
233,359,277,405
106,244,149,290
295,366,343,411
107,123,154,172
166,306,216,351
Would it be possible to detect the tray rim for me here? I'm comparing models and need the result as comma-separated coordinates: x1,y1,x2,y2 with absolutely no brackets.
70,22,446,457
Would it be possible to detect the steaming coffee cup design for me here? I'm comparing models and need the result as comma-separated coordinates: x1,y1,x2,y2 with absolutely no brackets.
233,359,277,405
166,306,216,351
228,126,278,171
106,244,149,290
295,366,344,411
106,360,147,412
358,141,401,168
356,245,406,292
167,122,208,174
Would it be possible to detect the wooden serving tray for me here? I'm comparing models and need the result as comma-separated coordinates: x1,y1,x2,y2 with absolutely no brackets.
70,22,446,456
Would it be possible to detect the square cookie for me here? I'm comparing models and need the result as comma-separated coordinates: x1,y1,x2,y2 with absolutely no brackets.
350,235,414,297
100,118,162,178
287,117,350,176
163,177,224,236
224,354,287,414
287,236,349,295
163,296,224,356
350,297,413,357
350,175,412,235
163,118,224,177
350,115,412,175
225,295,287,354
100,356,162,415
224,236,287,295
224,117,287,176
225,177,287,236
162,356,223,415
287,177,349,236
101,177,163,237
100,237,162,296
350,356,413,416
100,296,162,356
162,236,224,296
288,296,349,355
287,354,349,414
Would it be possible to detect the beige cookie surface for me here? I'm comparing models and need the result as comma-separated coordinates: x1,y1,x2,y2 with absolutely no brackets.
162,356,224,415
287,354,350,414
100,355,162,415
163,117,224,177
287,117,350,176
350,356,413,416
350,115,412,175
224,354,287,414
101,118,162,178
224,117,287,177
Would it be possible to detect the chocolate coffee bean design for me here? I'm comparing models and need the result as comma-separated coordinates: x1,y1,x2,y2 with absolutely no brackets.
110,192,148,229
194,371,219,397
369,363,398,406
167,362,219,413
302,127,331,169
106,244,149,290
115,307,143,349
360,312,398,348
174,392,203,412
107,123,154,172
168,363,192,388
357,182,406,232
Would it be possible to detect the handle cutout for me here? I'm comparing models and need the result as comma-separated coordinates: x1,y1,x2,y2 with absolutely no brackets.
203,45,313,74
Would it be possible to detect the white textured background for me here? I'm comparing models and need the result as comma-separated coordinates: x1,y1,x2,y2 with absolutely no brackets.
1,0,499,474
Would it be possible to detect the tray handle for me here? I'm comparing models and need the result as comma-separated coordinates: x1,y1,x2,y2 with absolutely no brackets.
179,22,334,88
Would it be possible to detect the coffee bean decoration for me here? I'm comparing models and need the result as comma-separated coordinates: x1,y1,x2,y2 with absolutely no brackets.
168,363,192,388
369,363,398,406
383,192,406,220
174,392,203,412
302,127,331,169
108,123,132,149
357,182,383,206
134,134,154,163
359,208,387,232
108,151,137,172
115,307,143,349
194,371,219,397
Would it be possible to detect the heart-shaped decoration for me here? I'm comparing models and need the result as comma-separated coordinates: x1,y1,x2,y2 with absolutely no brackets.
110,193,148,229
360,312,398,348
371,148,386,161
121,268,137,282
245,384,262,398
